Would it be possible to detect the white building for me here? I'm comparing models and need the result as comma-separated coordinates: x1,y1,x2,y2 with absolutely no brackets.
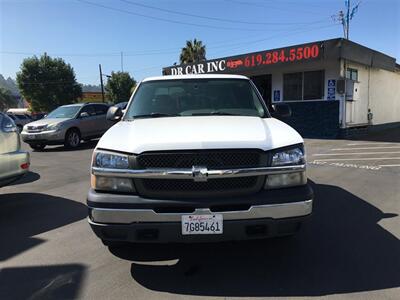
163,38,400,138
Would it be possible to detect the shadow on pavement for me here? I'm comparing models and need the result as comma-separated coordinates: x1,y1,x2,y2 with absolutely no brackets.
0,193,87,261
0,264,86,300
31,140,98,153
347,127,400,143
110,182,400,297
2,171,41,187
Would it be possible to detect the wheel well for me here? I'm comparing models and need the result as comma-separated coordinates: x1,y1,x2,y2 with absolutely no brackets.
65,127,81,139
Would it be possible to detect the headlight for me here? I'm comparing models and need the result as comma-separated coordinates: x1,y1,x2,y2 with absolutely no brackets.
94,151,129,169
46,123,61,131
265,146,306,189
91,150,134,192
265,172,307,189
91,175,135,193
271,147,305,166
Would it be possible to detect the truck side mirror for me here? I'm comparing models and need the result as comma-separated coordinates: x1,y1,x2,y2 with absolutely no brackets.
107,106,123,121
272,103,291,118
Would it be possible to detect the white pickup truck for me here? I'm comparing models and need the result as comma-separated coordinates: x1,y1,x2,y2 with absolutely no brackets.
87,74,313,246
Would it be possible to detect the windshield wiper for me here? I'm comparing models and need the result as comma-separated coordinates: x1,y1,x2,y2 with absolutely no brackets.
191,111,239,116
133,112,179,119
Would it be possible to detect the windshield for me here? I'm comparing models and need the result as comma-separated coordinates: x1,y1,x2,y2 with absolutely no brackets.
125,79,267,119
46,105,81,119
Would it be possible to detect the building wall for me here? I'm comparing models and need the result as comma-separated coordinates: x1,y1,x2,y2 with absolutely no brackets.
344,61,400,126
369,67,400,125
266,59,342,138
344,61,370,125
268,59,341,102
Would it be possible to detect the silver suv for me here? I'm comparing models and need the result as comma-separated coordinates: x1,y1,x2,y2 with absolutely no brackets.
21,103,113,150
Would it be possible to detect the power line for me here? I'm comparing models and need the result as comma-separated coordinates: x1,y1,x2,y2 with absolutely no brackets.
225,0,323,15
211,23,340,57
119,0,330,26
76,0,275,32
0,21,334,58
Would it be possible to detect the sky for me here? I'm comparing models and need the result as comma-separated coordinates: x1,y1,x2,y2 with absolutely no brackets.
1,0,399,85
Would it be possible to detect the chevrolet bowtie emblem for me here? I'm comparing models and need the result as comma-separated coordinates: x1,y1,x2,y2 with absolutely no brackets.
192,166,208,182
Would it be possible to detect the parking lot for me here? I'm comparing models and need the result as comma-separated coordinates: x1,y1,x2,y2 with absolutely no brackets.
1,129,399,300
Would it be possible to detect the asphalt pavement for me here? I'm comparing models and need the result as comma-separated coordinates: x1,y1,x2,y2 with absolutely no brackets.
1,130,399,300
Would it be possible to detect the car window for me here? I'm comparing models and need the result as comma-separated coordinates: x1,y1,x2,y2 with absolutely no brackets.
47,105,81,118
125,79,267,119
93,104,108,115
1,113,16,132
7,114,16,120
80,105,96,116
15,114,28,120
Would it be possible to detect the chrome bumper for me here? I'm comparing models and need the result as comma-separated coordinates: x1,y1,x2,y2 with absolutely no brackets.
92,164,306,180
89,199,313,224
21,129,65,142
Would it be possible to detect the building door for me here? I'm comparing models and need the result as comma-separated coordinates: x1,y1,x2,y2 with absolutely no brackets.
251,74,272,109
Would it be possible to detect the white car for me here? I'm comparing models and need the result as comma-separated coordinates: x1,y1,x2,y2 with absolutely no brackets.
87,74,313,246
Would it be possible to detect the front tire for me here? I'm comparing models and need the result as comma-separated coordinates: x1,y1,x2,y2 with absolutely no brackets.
29,144,46,151
64,129,81,149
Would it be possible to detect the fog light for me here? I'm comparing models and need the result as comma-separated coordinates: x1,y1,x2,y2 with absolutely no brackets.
91,175,135,192
265,172,307,189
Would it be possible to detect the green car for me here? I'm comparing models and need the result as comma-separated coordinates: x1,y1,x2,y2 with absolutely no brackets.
0,112,30,187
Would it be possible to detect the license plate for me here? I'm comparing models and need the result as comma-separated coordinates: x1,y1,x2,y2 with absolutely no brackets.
182,214,223,235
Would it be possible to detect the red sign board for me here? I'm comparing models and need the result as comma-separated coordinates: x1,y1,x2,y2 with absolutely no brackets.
163,42,323,75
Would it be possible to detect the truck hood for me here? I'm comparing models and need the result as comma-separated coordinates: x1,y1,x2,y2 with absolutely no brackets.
97,116,303,154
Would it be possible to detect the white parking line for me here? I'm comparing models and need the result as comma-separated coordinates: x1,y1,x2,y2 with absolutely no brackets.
346,143,399,146
313,157,400,161
313,151,400,156
332,146,400,151
378,164,400,167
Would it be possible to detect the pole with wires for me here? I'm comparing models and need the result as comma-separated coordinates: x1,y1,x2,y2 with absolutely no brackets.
99,64,105,103
121,52,124,72
337,0,360,40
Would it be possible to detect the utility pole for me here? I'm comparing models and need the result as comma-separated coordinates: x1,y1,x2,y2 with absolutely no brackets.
346,0,350,39
99,64,105,103
338,0,360,40
121,51,124,72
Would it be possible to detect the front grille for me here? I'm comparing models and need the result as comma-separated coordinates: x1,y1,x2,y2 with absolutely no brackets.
137,150,263,169
27,125,46,132
143,177,258,192
134,150,267,199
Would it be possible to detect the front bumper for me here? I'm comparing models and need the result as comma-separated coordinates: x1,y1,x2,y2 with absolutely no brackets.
87,184,313,243
89,215,310,243
21,129,65,144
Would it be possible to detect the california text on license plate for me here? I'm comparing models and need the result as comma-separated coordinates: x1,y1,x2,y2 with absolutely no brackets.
181,214,223,235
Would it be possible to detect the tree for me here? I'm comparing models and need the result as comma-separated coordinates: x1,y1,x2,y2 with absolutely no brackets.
16,54,82,112
105,72,136,103
179,39,206,64
0,88,16,111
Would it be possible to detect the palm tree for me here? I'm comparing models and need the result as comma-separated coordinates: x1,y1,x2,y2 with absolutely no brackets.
179,39,206,64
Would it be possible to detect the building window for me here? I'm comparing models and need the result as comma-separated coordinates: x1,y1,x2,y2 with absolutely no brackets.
283,70,324,101
283,72,302,101
346,68,358,81
304,70,324,100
